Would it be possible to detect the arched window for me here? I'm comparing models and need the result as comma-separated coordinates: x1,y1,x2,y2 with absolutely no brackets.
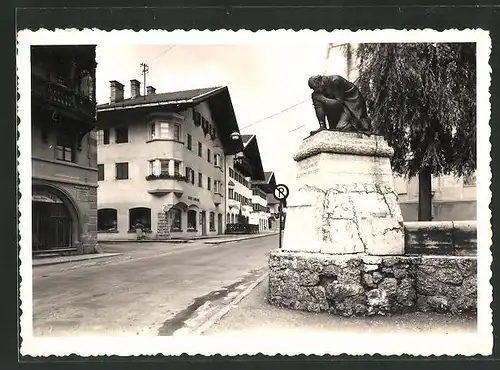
170,207,182,231
187,210,197,231
129,207,151,231
209,212,215,231
98,208,118,231
231,214,235,224
226,213,230,224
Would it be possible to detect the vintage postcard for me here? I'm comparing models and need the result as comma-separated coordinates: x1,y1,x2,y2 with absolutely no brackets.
17,29,492,357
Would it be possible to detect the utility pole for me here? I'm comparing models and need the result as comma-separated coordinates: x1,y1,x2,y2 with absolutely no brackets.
140,62,149,97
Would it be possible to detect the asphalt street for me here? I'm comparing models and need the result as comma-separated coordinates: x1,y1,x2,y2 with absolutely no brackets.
32,234,278,337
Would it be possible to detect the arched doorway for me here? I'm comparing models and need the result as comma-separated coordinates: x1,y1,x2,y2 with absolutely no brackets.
32,185,78,251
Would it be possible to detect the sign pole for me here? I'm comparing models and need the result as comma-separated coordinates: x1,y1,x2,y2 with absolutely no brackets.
278,201,283,249
273,183,289,250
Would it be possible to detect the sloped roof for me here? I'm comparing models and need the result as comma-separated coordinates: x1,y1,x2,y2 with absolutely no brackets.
234,134,265,181
96,85,244,155
241,134,254,146
97,86,222,110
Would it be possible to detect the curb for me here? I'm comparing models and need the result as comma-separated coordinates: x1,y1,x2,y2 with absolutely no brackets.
98,239,192,244
204,232,279,245
192,272,269,335
33,253,122,267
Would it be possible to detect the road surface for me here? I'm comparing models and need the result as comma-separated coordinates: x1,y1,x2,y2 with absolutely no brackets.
32,235,278,337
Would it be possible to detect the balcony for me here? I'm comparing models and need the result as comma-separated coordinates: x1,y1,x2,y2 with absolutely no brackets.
146,174,187,196
228,198,240,210
234,156,254,178
213,192,223,206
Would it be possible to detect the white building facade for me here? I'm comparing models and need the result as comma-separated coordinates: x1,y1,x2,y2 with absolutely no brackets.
96,81,245,240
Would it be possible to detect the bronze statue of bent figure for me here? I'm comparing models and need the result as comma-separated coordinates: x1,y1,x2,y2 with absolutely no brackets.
308,74,373,136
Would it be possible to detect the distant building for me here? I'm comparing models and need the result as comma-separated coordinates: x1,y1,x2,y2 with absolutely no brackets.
96,81,251,240
394,173,476,221
31,45,98,254
239,135,274,232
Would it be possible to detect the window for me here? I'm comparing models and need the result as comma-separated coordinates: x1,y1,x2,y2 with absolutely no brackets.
116,162,129,179
160,160,169,176
174,161,181,176
115,126,128,144
214,153,221,167
56,134,74,162
149,123,156,140
79,74,94,100
198,142,203,157
207,177,211,191
129,207,151,231
229,168,234,178
103,129,110,144
170,208,182,231
96,130,103,145
187,134,192,150
207,148,211,163
149,122,181,141
214,180,219,193
198,173,203,187
187,210,197,231
209,212,215,231
159,122,181,141
98,209,117,232
149,160,155,175
229,189,234,199
214,180,222,194
98,164,104,181
185,167,195,184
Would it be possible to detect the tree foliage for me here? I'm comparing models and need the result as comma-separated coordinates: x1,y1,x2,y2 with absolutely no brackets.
352,43,476,179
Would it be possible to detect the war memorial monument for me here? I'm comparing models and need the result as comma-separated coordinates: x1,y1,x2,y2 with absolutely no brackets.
267,75,477,316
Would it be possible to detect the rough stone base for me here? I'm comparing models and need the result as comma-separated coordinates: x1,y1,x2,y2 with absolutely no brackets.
268,250,477,316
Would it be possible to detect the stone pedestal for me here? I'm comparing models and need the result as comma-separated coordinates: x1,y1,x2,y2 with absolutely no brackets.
282,130,404,256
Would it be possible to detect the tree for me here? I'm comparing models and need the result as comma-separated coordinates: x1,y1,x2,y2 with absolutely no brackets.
351,43,476,221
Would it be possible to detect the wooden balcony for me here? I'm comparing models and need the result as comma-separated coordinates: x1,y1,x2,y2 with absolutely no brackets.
234,156,254,178
32,74,96,120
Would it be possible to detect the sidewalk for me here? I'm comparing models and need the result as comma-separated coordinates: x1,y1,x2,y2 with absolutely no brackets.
33,253,122,267
201,275,477,336
99,231,279,244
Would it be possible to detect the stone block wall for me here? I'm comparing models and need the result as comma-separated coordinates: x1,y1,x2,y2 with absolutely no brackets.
268,251,477,316
404,221,476,256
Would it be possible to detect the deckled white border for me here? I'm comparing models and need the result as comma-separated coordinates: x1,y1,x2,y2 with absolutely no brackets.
17,29,492,357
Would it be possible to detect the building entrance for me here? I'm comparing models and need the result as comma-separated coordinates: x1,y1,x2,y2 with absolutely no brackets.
32,188,73,251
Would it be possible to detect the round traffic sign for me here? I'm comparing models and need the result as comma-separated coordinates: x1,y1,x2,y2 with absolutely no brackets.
273,184,289,201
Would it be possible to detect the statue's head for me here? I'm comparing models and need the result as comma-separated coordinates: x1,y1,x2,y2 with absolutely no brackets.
308,75,324,92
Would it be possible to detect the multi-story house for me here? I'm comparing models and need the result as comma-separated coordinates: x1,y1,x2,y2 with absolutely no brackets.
238,135,274,231
394,173,476,221
31,45,98,255
96,80,246,240
225,134,266,229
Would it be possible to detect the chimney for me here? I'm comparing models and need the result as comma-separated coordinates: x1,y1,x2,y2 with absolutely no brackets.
130,79,141,99
110,80,124,103
147,86,156,95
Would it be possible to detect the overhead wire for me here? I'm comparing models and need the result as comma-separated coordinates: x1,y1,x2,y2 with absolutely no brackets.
239,97,311,132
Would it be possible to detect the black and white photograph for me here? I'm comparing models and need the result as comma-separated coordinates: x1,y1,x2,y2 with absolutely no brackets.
17,29,492,356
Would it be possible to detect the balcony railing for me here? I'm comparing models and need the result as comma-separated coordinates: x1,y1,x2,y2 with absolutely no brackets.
32,75,96,119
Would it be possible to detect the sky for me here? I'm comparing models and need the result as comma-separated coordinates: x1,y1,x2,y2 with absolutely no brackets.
95,43,349,186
